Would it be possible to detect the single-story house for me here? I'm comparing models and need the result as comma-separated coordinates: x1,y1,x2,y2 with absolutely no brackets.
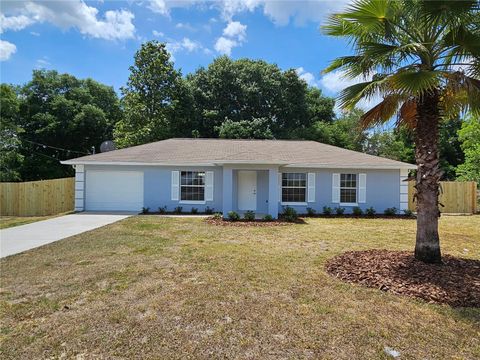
62,138,416,218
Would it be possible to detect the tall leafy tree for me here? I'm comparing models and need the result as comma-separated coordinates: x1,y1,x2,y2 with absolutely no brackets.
187,56,333,138
456,113,480,183
0,84,24,181
14,70,122,180
114,41,194,147
323,0,480,263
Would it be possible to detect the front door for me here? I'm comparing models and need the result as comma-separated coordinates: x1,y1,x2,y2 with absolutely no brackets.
238,171,257,211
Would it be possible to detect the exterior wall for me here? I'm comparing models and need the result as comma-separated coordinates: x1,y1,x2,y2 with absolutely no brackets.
74,165,85,211
277,167,401,214
83,165,222,213
80,164,403,216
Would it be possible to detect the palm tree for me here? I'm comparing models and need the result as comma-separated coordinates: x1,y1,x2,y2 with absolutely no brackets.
323,0,480,263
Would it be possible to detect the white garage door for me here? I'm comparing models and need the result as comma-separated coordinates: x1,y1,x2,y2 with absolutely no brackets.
85,170,144,211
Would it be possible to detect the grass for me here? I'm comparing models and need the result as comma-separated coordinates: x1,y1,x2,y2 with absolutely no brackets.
0,215,57,229
0,215,479,359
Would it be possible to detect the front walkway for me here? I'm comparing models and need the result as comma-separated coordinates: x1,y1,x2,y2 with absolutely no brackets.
0,213,132,258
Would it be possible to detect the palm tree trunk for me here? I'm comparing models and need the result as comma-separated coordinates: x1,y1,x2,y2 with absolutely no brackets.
414,91,442,263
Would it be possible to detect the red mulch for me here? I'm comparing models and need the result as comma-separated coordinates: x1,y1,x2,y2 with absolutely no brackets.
325,250,480,308
205,218,304,227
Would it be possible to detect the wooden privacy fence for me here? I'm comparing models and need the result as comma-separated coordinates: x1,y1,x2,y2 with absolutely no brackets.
408,181,477,214
0,177,75,216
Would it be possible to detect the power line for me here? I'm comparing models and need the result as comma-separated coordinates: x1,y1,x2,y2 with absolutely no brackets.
22,139,91,155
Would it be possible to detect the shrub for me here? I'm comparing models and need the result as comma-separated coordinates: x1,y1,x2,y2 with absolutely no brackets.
403,209,414,217
282,206,298,222
158,206,167,214
213,212,222,220
227,211,240,221
384,207,398,216
263,214,273,221
365,207,376,216
205,206,214,215
352,206,363,216
306,207,316,216
141,207,150,214
174,206,183,214
244,210,255,221
335,207,345,215
191,207,198,214
322,206,332,215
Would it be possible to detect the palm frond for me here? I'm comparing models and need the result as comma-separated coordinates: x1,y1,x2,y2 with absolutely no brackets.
398,99,417,129
389,69,441,95
337,77,387,110
359,94,402,129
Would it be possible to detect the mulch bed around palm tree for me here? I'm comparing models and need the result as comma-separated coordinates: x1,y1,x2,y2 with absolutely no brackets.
325,250,480,308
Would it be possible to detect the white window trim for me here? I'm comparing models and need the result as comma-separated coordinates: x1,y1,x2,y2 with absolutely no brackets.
340,173,358,204
281,202,307,206
180,171,206,202
281,172,307,204
179,200,206,205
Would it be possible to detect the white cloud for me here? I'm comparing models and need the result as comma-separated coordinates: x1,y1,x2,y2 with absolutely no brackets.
215,20,247,55
296,67,318,87
152,30,164,37
166,37,205,55
0,1,135,40
0,40,16,61
320,70,381,111
148,0,169,15
222,20,246,41
35,57,51,68
30,31,40,36
175,22,196,31
214,37,237,55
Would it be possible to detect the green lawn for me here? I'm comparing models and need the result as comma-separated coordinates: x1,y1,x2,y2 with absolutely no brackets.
0,216,479,359
0,215,57,229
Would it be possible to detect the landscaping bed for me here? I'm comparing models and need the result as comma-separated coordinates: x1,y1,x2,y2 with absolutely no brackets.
205,217,303,226
326,249,480,307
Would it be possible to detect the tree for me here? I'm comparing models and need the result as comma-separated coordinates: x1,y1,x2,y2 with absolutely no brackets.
114,41,194,147
216,118,274,139
0,84,24,181
15,70,122,180
456,113,480,183
186,56,334,138
323,0,480,263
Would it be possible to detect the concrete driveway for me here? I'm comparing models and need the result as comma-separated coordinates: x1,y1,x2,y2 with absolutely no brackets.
0,213,133,258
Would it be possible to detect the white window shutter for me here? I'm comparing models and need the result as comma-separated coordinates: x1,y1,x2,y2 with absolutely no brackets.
332,173,340,203
171,171,179,201
205,171,214,201
307,172,315,202
278,173,282,202
358,173,367,203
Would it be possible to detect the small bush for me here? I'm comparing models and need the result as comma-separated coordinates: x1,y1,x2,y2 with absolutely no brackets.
263,214,273,221
323,206,333,215
174,206,183,214
205,206,214,215
282,206,298,222
352,206,363,216
141,207,150,214
403,209,414,217
365,207,376,216
384,207,398,216
244,210,255,221
158,206,167,214
335,207,345,215
191,207,198,214
306,207,316,216
213,212,222,220
227,211,240,221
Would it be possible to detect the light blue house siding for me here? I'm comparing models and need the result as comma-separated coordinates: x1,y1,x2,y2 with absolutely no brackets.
277,167,400,214
82,165,401,216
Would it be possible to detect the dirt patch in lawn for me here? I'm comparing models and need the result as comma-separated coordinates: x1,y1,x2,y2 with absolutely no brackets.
325,249,480,308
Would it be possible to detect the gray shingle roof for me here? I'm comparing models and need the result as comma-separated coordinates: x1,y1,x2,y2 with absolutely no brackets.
62,138,416,169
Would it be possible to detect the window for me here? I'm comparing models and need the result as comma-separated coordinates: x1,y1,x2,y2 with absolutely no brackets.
340,173,357,204
181,171,205,201
282,173,306,203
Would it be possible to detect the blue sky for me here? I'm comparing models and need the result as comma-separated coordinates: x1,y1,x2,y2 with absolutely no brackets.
0,0,361,104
